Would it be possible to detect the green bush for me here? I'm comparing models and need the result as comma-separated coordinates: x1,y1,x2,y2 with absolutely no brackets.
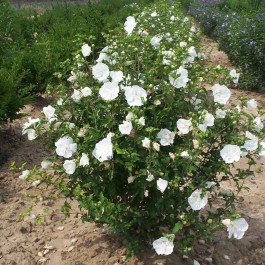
0,0,152,123
0,1,34,123
188,0,265,92
21,0,264,257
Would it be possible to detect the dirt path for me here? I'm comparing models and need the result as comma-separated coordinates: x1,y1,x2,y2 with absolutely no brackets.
1,37,265,265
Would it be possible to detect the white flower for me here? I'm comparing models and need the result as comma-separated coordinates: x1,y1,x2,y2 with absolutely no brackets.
153,235,174,255
22,117,40,132
177,119,193,134
55,136,77,158
125,112,134,122
63,160,76,175
211,84,231,105
259,142,265,157
32,180,41,187
157,178,168,193
79,153,89,167
162,50,174,65
253,117,264,132
153,142,160,151
151,36,162,49
180,151,190,159
247,99,257,109
230,69,240,84
216,108,227,119
235,105,241,112
204,112,214,126
142,137,151,149
169,66,189,89
157,129,175,146
77,127,87,137
43,105,57,123
57,98,63,105
23,128,37,140
119,121,133,135
220,144,241,163
110,71,124,84
180,41,187,47
99,82,119,100
124,85,147,106
19,170,30,180
92,133,113,162
170,15,175,21
190,96,202,110
41,160,52,169
81,87,92,97
198,123,207,133
81,44,91,57
138,117,145,126
124,16,137,35
188,46,197,57
205,181,216,189
67,70,83,83
190,26,196,33
188,189,208,211
71,89,83,102
92,63,109,82
154,99,161,105
127,176,136,184
96,52,110,63
242,131,258,151
169,152,176,160
193,139,199,149
146,170,154,181
151,11,157,17
222,218,248,239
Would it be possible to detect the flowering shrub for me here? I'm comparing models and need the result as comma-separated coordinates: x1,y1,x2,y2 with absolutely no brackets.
215,12,265,91
188,0,265,91
22,0,265,256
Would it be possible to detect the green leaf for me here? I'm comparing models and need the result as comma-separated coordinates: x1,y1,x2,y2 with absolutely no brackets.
172,221,183,234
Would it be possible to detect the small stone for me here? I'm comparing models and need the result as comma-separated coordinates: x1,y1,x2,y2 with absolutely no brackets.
38,252,43,257
57,226,64,231
39,257,48,263
205,257,212,263
198,239,205,245
43,249,50,255
71,238,78,243
67,246,75,252
224,255,230,260
182,255,189,259
44,245,55,250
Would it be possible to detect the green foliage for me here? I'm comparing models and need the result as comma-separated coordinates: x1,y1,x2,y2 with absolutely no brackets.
217,0,265,12
0,0,152,123
0,67,30,123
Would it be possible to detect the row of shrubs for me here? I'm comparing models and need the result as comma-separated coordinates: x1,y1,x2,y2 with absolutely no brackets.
180,0,265,92
0,0,154,123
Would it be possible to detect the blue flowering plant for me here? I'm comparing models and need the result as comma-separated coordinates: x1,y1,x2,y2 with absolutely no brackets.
20,1,265,256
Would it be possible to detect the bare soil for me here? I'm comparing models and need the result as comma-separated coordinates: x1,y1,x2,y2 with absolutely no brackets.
1,37,265,265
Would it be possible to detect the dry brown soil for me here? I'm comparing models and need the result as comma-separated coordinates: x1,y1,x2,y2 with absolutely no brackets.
0,37,265,265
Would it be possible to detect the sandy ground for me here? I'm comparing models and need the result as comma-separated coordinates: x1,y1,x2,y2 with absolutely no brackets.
1,37,265,265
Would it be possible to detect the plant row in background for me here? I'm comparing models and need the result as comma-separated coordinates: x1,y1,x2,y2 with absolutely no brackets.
0,0,154,123
183,0,265,92
20,0,265,258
